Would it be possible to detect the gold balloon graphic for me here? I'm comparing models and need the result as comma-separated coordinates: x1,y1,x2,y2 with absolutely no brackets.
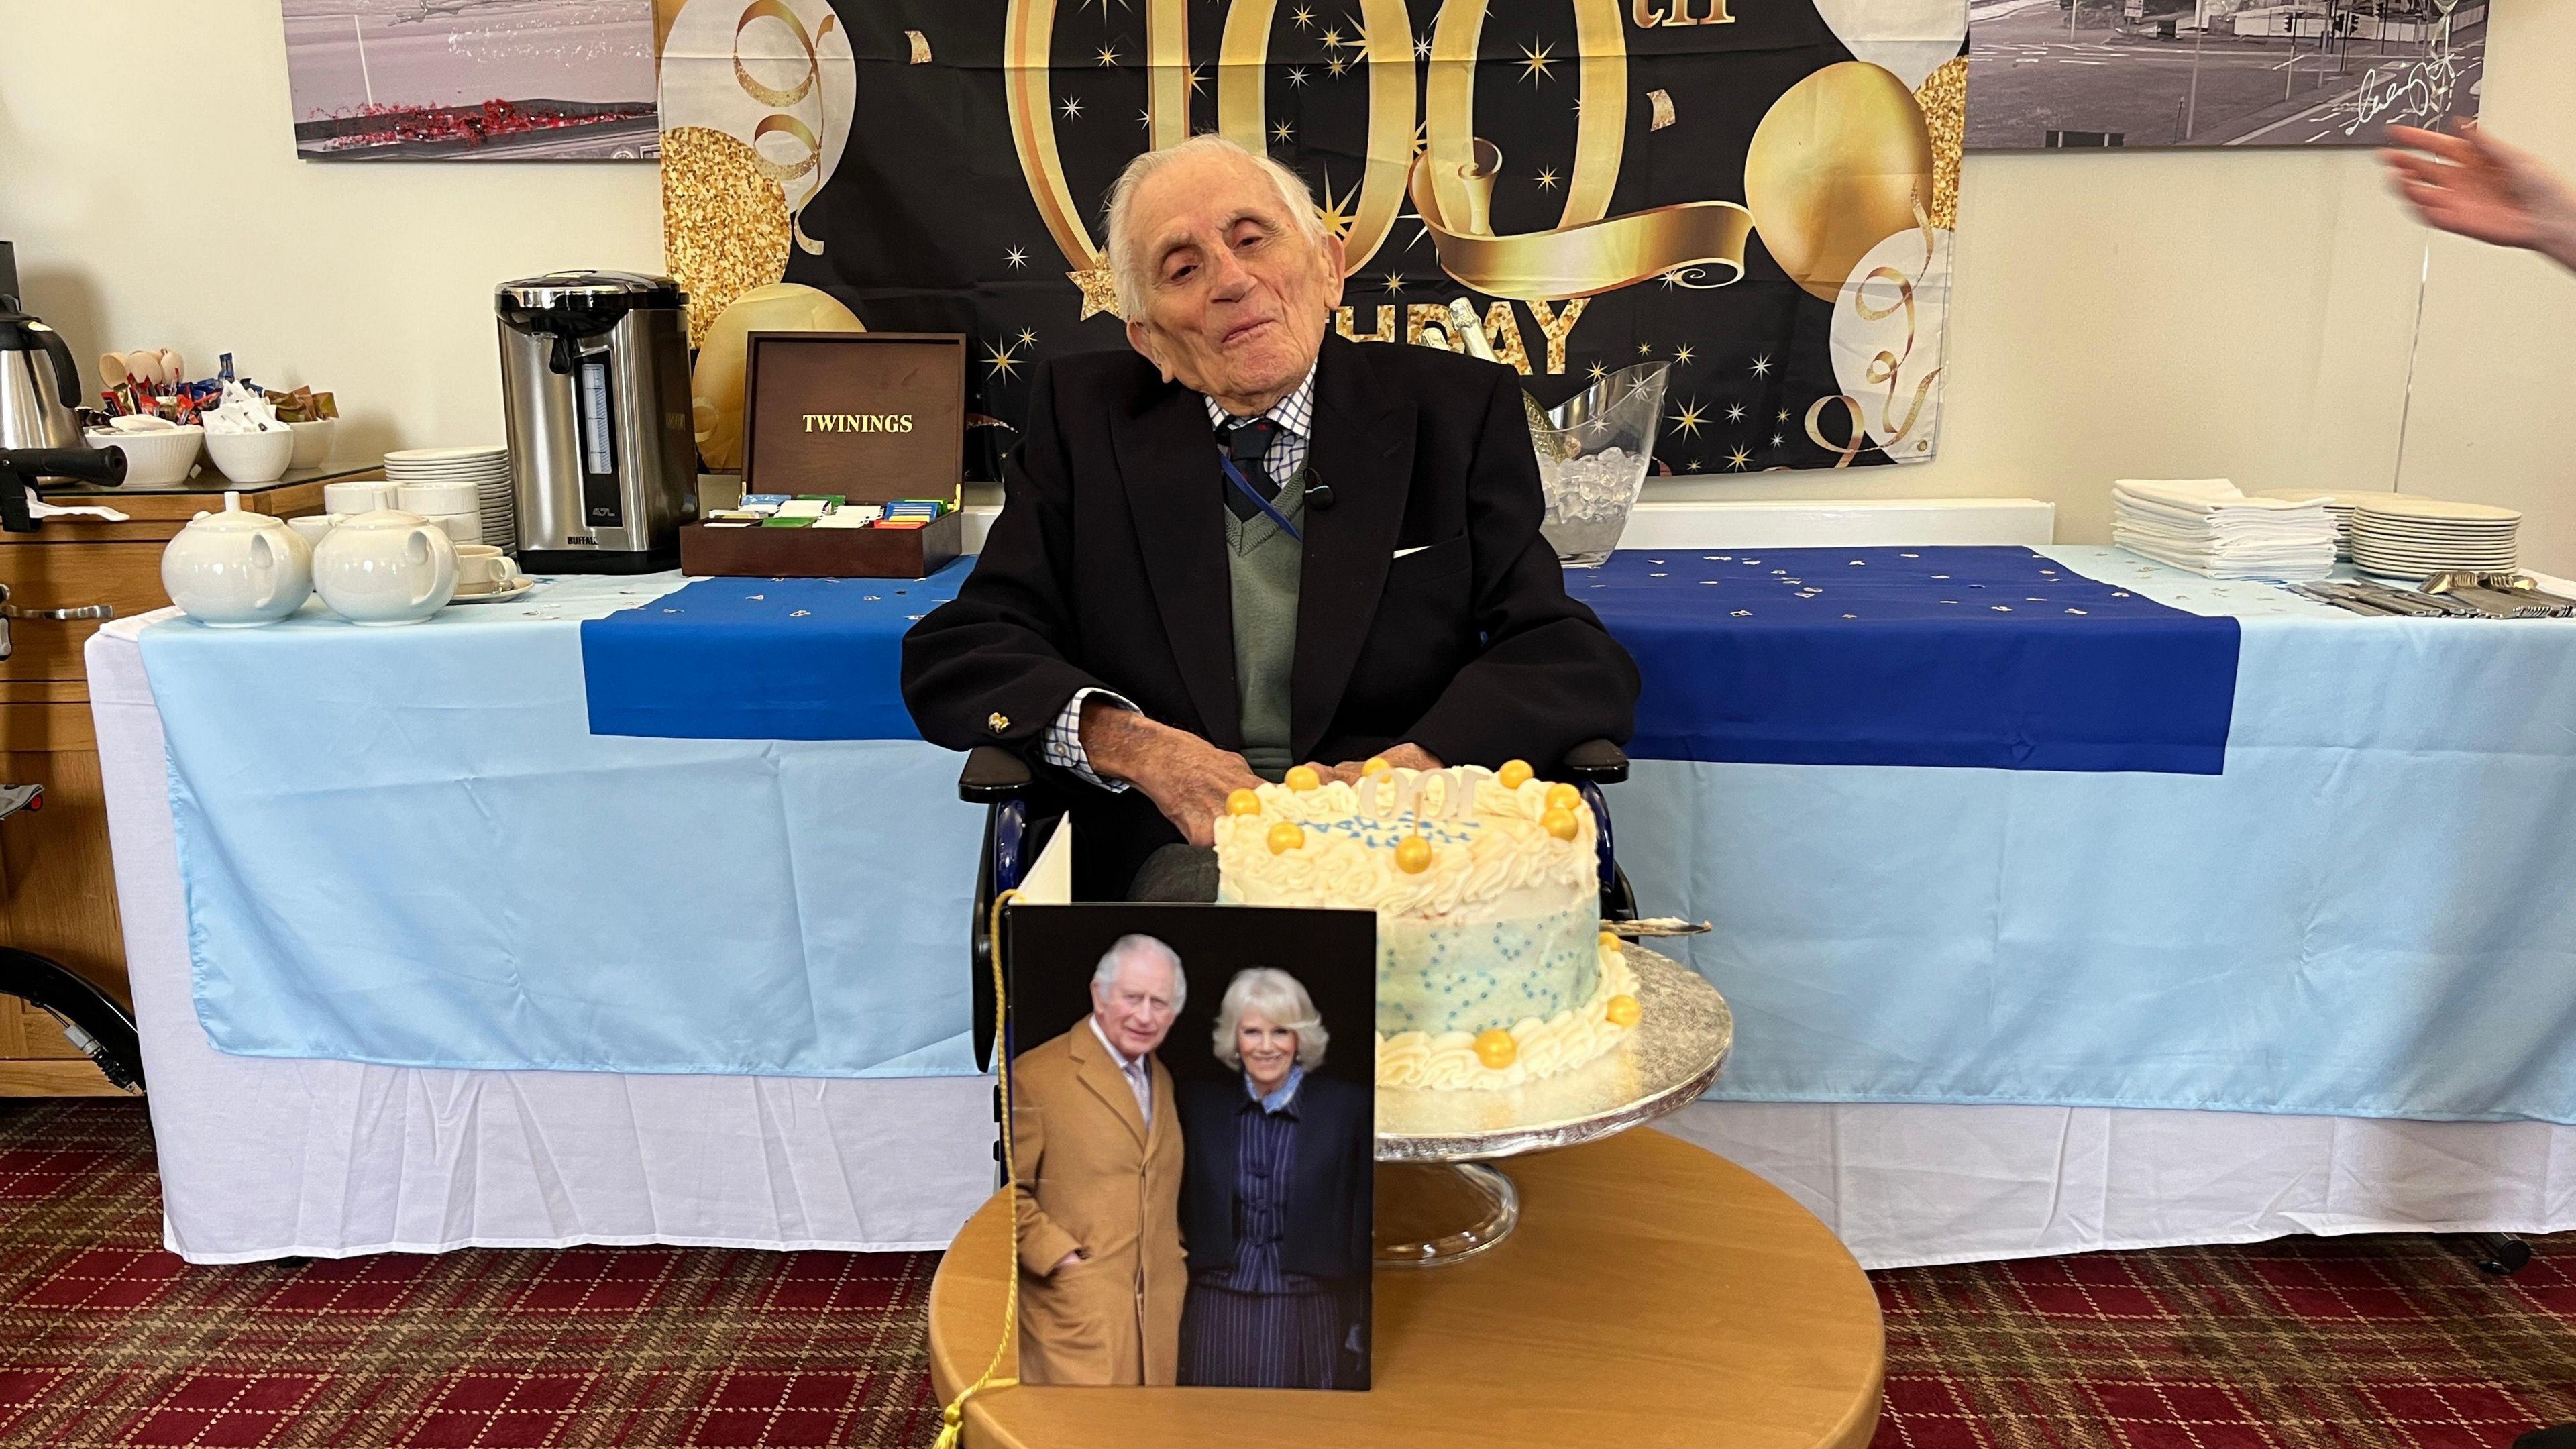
1743,62,1935,305
690,282,863,472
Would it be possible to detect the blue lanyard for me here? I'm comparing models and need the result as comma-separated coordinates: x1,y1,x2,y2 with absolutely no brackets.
1218,449,1303,543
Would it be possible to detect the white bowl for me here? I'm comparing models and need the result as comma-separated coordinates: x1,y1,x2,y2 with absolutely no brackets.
286,419,337,470
397,480,478,515
85,426,203,488
204,428,296,485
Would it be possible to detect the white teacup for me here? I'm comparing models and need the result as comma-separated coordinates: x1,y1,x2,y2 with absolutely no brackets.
453,544,521,594
286,513,342,548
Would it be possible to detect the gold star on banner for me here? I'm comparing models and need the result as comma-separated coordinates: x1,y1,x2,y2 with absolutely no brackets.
1671,343,1694,366
1016,328,1038,347
1326,54,1348,77
1414,34,1432,58
1069,265,1121,320
1320,26,1343,46
1749,354,1773,378
1095,44,1119,66
1776,408,1790,422
1534,166,1559,192
1292,5,1315,28
1587,361,1608,380
1659,268,1686,288
986,340,1024,380
1725,402,1746,422
1669,400,1706,438
1519,40,1556,85
1136,109,1152,128
1381,271,1405,294
1770,433,1785,447
1313,167,1356,240
1637,343,1653,356
1272,119,1293,145
1187,65,1206,96
1059,95,1084,119
1004,247,1028,270
1727,446,1752,470
1285,66,1310,89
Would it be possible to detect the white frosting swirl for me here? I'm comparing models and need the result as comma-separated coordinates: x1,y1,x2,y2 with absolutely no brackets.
1212,766,1596,918
1375,941,1640,1091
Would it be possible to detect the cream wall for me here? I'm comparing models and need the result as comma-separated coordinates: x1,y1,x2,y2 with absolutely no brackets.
2,1,2567,571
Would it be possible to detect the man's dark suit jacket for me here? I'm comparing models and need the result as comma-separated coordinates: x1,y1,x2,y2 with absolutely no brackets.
900,331,1641,900
1175,1072,1372,1283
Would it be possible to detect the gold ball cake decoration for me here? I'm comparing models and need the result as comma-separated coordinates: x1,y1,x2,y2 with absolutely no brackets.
1285,765,1322,792
1605,994,1642,1029
1267,821,1305,855
1360,757,1393,777
1225,788,1263,817
1913,56,1966,233
1542,808,1580,841
1545,782,1582,814
1474,1028,1518,1070
1393,835,1434,874
661,125,794,347
1497,759,1534,790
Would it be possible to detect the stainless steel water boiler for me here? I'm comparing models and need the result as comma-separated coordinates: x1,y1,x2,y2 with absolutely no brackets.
496,271,697,573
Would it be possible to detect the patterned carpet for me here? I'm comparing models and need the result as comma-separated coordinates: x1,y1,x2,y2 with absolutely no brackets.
2,1098,2571,1448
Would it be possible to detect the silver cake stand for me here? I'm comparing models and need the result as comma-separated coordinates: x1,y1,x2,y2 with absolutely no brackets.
1373,943,1733,1267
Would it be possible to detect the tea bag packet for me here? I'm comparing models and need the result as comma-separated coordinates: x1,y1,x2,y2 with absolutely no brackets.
201,379,290,435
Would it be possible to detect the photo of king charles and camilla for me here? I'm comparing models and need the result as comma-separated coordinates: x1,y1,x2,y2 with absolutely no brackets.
1006,914,1376,1391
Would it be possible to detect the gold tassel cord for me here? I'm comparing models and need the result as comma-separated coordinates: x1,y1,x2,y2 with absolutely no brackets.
934,888,1024,1449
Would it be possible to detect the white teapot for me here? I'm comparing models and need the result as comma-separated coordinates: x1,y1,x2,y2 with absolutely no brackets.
159,491,313,627
313,509,457,625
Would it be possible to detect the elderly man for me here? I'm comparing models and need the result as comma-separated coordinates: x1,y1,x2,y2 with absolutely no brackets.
902,134,1640,902
1009,934,1189,1385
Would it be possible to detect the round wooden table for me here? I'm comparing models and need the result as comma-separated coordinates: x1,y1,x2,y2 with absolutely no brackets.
928,1128,1884,1449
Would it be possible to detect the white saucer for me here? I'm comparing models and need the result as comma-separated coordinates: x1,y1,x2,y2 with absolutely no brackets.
446,577,539,606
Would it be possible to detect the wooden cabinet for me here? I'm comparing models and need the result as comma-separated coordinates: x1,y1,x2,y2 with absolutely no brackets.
0,471,358,1094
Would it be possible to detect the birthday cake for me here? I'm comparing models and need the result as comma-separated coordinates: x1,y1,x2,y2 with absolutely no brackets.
1211,762,1640,1091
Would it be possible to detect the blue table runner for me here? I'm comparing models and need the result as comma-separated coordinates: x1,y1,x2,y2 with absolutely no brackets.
1571,547,2237,772
580,547,2240,775
579,558,971,740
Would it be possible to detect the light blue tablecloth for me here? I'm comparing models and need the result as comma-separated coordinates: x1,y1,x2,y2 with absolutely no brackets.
138,550,2576,1119
140,576,984,1078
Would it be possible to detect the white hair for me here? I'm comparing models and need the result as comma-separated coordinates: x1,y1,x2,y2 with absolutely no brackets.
1093,934,1186,1011
1102,133,1328,317
1211,967,1329,1071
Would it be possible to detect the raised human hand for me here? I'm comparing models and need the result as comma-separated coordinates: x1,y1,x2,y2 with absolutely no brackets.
2383,121,2576,272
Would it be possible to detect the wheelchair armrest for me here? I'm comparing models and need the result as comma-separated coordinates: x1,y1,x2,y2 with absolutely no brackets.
959,745,1035,803
1560,738,1630,786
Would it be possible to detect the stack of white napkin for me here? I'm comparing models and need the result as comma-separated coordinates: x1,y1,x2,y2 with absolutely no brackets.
2111,478,2336,580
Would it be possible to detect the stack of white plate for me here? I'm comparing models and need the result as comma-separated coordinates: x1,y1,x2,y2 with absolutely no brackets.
2254,488,2372,560
2349,494,2520,578
384,446,513,552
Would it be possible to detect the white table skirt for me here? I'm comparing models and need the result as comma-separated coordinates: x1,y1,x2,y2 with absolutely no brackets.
92,614,2576,1267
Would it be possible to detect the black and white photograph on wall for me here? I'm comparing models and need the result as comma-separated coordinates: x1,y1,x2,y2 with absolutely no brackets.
1002,904,1377,1392
1968,0,2487,150
280,0,659,160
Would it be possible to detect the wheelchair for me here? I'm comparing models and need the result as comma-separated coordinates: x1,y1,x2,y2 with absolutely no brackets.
955,739,1639,1070
0,785,145,1092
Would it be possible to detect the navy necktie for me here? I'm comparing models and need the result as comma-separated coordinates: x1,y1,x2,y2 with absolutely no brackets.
1220,416,1282,522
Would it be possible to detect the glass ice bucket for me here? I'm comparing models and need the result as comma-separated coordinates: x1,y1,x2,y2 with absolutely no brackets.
1530,362,1670,568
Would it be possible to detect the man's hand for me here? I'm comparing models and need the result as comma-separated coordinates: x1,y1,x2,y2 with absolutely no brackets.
2383,121,2576,273
1079,700,1265,845
1303,743,1445,787
1053,1250,1084,1274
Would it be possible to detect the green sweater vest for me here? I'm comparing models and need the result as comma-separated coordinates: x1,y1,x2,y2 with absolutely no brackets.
1224,481,1305,780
